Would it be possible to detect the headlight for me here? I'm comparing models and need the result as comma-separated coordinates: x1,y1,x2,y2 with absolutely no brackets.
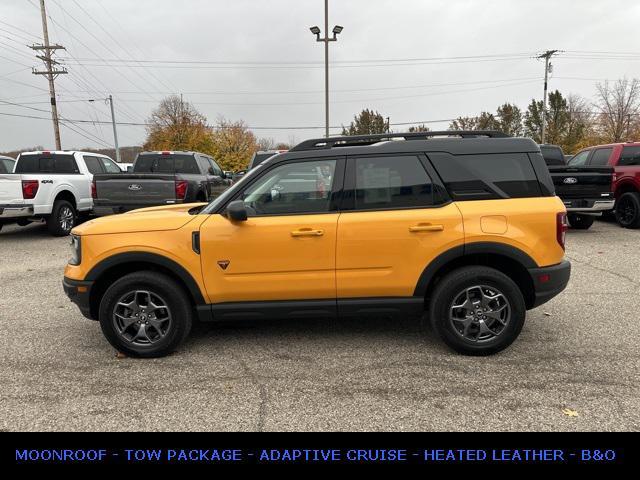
69,234,82,266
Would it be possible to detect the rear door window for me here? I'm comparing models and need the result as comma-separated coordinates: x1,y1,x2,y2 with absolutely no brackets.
568,150,590,166
352,155,434,209
429,153,542,200
618,146,640,166
589,148,613,166
84,156,104,175
100,157,123,173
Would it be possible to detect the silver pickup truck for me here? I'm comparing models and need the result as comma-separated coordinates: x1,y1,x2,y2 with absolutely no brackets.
93,151,232,214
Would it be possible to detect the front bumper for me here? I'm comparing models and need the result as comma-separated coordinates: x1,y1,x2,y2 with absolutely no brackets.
528,260,571,308
63,277,95,320
0,204,33,219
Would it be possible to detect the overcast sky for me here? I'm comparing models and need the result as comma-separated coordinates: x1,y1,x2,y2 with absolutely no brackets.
1,0,640,153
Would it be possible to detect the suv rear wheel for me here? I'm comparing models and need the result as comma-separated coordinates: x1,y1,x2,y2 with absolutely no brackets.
615,192,640,229
567,213,595,230
98,271,193,358
47,199,76,236
428,266,526,356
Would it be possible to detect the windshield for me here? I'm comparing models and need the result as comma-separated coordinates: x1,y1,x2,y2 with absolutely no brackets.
200,163,266,214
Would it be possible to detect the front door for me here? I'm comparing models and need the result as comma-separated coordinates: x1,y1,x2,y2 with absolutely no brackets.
199,157,344,304
336,154,464,298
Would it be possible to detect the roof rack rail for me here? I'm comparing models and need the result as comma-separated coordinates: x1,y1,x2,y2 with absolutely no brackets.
290,130,510,152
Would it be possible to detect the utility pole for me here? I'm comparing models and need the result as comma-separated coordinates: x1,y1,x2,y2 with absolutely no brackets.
31,0,67,150
537,50,559,144
108,95,121,163
310,1,343,138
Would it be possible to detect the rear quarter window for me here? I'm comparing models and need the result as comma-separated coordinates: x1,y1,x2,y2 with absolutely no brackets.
429,152,542,200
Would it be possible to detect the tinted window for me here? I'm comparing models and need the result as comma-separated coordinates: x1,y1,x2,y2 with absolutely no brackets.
619,146,640,166
353,156,433,209
1,159,13,172
589,148,613,166
241,159,336,215
0,159,9,174
15,154,79,174
207,158,223,176
84,156,104,175
429,153,541,200
568,150,590,166
133,154,199,174
539,146,565,166
101,157,122,173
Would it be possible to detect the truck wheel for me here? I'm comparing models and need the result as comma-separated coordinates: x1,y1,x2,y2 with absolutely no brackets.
428,266,526,356
567,213,595,230
98,271,193,358
47,200,77,236
615,192,640,229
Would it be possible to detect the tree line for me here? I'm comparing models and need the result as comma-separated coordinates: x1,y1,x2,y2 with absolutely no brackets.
341,78,640,154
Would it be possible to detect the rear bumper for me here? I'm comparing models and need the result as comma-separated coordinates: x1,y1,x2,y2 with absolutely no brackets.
63,277,95,320
0,204,33,219
528,260,571,308
93,201,184,214
562,197,615,213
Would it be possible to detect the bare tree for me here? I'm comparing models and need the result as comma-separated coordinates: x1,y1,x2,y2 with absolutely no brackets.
595,78,640,142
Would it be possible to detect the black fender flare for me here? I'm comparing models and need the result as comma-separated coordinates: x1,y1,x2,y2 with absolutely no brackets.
413,242,538,297
85,251,206,304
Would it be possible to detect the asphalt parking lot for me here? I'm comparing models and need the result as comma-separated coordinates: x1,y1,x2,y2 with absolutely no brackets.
1,218,638,432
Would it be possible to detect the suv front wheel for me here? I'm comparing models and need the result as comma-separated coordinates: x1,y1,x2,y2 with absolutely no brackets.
428,266,526,356
98,271,193,358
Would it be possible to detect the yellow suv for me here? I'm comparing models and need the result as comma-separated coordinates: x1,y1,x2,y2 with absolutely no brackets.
63,131,571,358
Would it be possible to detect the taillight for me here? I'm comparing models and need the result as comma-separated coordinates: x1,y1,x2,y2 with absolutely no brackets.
91,180,97,199
557,212,568,250
175,180,188,200
22,180,39,199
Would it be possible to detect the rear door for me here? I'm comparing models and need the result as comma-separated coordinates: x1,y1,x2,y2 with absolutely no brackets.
336,154,464,299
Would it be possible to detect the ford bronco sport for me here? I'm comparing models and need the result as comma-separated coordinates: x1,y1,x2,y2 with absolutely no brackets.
63,131,571,358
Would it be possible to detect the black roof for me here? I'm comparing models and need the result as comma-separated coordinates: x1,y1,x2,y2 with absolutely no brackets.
266,131,540,165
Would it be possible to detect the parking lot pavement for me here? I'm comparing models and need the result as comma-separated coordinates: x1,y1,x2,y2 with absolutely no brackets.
1,218,639,432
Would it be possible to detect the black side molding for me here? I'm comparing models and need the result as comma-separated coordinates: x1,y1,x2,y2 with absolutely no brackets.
85,252,206,305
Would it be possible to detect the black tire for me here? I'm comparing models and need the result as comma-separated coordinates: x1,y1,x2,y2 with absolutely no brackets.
47,200,76,236
428,266,526,356
567,213,595,230
615,192,640,229
98,271,193,358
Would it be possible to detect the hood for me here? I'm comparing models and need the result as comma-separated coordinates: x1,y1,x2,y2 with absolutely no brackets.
72,203,207,236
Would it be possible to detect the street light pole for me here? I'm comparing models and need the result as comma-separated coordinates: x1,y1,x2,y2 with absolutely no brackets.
310,1,343,138
107,95,121,163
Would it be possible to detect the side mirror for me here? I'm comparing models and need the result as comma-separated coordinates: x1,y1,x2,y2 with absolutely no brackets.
226,200,247,222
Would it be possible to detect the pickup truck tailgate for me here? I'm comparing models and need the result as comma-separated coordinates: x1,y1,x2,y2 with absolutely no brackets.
0,174,24,205
94,174,177,206
548,166,613,199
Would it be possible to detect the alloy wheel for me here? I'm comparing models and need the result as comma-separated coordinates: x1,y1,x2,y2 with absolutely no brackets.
59,206,75,232
449,285,511,342
112,290,172,346
617,197,636,225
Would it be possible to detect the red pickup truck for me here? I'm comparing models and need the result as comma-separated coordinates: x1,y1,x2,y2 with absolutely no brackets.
568,142,640,228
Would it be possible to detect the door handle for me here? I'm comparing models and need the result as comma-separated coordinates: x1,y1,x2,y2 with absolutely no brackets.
291,228,324,237
409,224,444,233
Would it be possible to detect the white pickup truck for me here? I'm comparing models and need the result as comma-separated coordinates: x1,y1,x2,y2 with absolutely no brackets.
0,150,120,236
